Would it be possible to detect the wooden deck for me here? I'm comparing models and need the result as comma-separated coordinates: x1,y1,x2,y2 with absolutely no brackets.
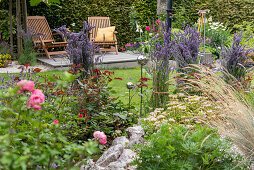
37,52,140,69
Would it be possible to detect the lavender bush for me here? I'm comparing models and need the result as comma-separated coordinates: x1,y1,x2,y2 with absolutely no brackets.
19,27,37,65
220,31,254,81
147,22,201,108
171,26,201,71
147,21,174,108
55,21,100,78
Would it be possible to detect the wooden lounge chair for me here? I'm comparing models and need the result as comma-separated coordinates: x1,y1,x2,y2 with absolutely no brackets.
88,17,118,55
27,16,68,59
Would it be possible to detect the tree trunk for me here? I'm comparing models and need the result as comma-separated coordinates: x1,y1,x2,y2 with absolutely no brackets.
16,0,22,58
22,0,27,32
9,0,14,55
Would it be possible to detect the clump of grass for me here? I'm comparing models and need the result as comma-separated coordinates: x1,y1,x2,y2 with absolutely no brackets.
184,64,254,161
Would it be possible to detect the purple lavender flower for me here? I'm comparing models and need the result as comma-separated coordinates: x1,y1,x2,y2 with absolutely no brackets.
55,21,101,78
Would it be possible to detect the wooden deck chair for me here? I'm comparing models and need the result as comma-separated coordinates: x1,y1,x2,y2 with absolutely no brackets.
88,17,118,55
27,16,68,59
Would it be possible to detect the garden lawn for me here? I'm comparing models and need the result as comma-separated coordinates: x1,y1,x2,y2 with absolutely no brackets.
0,68,176,111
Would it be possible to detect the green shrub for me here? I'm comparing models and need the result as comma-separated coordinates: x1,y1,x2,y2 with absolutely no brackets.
133,124,249,169
0,9,16,41
18,29,37,65
0,73,100,169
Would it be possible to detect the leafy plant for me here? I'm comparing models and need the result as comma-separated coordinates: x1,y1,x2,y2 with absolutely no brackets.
183,65,254,162
233,21,254,48
220,31,253,82
0,75,100,169
18,28,37,65
133,124,249,169
0,10,16,41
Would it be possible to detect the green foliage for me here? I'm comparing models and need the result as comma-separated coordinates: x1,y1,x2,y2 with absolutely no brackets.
0,10,16,41
233,21,254,48
133,124,249,170
195,0,254,31
30,0,60,6
18,29,37,65
129,0,157,30
27,0,136,47
0,75,99,169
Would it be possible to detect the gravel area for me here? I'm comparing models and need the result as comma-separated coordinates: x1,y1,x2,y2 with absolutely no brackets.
0,61,65,74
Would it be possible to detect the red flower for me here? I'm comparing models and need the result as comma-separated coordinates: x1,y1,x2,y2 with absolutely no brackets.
139,77,150,82
93,68,101,75
25,63,30,68
53,120,59,124
80,109,88,113
103,71,113,75
79,114,83,118
137,83,148,88
114,77,123,80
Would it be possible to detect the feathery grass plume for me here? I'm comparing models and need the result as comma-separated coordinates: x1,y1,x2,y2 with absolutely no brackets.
183,64,254,161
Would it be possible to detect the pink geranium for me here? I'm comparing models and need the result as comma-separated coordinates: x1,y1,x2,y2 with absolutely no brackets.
17,80,35,94
145,26,151,31
206,38,211,42
125,43,131,47
155,20,160,25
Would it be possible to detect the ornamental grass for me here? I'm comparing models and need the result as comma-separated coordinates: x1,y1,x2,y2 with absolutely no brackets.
184,64,254,160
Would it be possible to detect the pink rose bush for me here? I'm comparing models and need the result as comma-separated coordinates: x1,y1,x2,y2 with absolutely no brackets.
93,131,107,145
17,80,35,94
17,80,45,111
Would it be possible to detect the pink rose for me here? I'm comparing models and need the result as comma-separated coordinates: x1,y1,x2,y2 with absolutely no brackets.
54,119,59,124
125,43,131,47
93,131,107,145
99,137,107,145
17,80,35,94
93,131,104,139
32,89,45,101
27,90,45,110
145,26,151,31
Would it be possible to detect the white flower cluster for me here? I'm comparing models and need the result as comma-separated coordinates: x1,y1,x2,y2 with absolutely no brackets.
143,94,223,129
209,22,226,31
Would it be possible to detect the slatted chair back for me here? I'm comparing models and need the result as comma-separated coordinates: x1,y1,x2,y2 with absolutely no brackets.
88,17,111,40
27,16,54,43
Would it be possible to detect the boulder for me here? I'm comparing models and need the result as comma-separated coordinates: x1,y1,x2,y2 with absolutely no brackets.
126,126,145,147
112,136,129,147
96,144,124,167
106,149,137,170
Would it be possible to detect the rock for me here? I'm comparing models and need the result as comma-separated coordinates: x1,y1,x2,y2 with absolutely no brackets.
112,136,129,147
106,149,136,170
81,159,105,170
96,144,124,167
126,126,145,147
118,149,136,164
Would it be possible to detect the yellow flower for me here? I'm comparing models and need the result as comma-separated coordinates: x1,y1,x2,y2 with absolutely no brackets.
251,59,253,62
243,60,247,63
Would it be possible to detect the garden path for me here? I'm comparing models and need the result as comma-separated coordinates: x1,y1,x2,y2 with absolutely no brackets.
37,52,140,69
0,52,140,73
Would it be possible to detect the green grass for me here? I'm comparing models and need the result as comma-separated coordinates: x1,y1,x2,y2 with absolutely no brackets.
0,67,177,112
